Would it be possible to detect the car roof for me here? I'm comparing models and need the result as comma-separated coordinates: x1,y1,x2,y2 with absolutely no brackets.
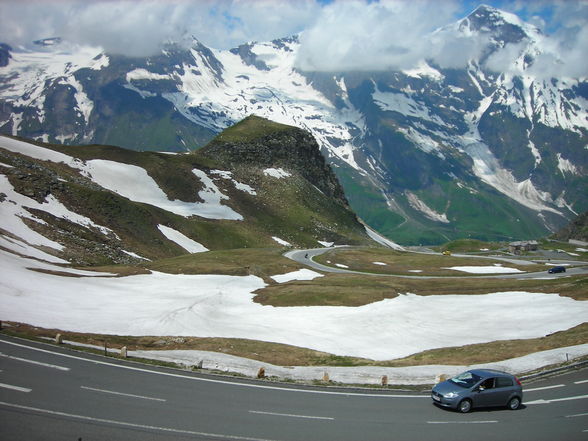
468,369,513,378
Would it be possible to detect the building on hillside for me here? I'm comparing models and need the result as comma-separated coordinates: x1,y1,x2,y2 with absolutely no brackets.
508,240,538,254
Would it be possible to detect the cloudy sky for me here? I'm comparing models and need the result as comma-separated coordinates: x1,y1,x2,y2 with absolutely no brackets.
0,0,586,76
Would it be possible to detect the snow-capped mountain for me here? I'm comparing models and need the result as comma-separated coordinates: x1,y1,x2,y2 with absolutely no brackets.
1,4,586,244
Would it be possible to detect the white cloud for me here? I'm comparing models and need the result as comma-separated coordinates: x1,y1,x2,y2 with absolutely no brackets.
0,0,320,56
0,0,585,78
295,0,461,71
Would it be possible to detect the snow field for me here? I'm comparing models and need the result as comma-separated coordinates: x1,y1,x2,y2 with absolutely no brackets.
1,250,587,361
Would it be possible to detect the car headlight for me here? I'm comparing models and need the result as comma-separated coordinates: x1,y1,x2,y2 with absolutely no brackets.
444,392,459,399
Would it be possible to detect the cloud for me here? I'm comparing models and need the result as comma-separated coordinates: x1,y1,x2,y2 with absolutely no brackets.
294,0,588,76
294,0,461,71
0,0,320,56
0,0,585,79
498,0,588,78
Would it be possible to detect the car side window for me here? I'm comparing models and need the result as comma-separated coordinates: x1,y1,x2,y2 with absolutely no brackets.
480,378,495,389
496,377,513,388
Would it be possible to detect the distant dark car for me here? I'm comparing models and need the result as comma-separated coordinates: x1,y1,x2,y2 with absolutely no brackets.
431,369,523,413
548,266,566,274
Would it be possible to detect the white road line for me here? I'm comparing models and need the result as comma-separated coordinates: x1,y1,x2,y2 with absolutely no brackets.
525,384,565,392
526,394,588,405
81,386,166,402
249,410,334,421
574,379,588,385
0,339,428,398
427,420,498,424
0,352,70,371
0,401,277,441
0,382,31,393
566,412,588,418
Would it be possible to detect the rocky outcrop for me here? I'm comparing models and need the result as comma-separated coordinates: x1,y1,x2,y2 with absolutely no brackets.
200,115,350,207
552,211,588,242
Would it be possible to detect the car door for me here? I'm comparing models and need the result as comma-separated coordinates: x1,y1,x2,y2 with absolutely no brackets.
474,377,509,407
476,377,514,407
493,377,515,405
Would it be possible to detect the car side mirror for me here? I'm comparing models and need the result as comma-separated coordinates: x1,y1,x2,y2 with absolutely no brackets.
477,386,485,392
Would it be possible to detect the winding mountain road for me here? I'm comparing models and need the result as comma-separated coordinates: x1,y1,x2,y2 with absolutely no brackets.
285,247,588,279
1,335,587,440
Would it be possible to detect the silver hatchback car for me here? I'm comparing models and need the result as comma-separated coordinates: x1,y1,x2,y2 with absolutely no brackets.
431,369,523,413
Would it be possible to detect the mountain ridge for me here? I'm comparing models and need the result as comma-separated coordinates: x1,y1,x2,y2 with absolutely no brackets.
0,4,586,244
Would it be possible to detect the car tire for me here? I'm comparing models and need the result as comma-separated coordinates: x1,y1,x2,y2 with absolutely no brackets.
458,399,472,413
507,396,521,410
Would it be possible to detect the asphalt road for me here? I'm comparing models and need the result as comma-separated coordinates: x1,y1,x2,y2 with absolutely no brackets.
284,247,588,279
1,335,587,441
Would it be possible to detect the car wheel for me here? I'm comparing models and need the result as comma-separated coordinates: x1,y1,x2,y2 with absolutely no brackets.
507,397,521,410
458,399,472,413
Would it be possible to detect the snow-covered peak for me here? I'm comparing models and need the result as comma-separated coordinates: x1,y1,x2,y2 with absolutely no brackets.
461,4,541,40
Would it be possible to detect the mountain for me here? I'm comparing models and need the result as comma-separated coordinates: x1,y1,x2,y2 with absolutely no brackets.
0,119,375,266
0,4,586,245
552,211,588,243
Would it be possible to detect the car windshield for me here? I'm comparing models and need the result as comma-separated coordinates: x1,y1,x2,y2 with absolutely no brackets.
449,372,482,388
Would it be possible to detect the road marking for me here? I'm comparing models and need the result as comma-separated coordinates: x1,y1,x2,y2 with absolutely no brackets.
427,420,498,424
574,379,588,385
526,394,588,405
525,384,565,392
566,412,588,418
0,382,31,393
81,386,166,402
0,352,70,371
0,401,278,441
0,339,429,399
249,410,334,421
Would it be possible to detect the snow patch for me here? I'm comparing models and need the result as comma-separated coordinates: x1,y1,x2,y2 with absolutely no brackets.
444,266,523,274
211,170,256,195
157,225,208,254
263,168,291,179
122,250,151,261
403,61,444,81
557,153,578,175
271,236,291,247
270,269,323,283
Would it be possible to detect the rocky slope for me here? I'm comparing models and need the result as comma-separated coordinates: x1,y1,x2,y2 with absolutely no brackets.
552,211,588,243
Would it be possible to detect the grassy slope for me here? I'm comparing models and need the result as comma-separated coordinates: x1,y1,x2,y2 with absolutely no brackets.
208,115,293,144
